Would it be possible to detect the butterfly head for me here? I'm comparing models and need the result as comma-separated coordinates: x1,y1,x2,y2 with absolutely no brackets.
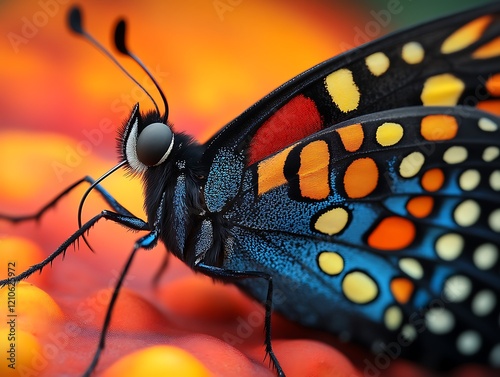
119,103,175,174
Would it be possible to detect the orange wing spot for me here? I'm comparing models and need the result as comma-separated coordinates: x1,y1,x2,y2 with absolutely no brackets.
343,158,378,198
473,36,500,59
368,217,416,251
421,115,458,141
421,168,445,192
477,100,500,116
390,277,415,304
298,140,330,200
406,196,434,218
441,15,493,54
486,74,500,96
336,124,364,152
257,146,293,195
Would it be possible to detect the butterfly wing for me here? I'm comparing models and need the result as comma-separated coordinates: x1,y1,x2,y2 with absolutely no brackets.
219,105,500,368
198,2,500,370
204,2,500,166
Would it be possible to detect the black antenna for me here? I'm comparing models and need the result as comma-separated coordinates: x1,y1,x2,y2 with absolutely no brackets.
114,20,169,123
68,7,161,116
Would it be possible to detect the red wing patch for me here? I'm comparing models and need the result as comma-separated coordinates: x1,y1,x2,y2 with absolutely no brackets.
248,94,322,165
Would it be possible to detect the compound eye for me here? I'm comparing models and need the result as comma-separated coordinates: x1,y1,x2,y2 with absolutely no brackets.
136,122,174,166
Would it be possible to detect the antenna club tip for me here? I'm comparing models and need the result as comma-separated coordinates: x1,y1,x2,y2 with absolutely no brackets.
114,19,129,55
68,6,84,34
67,7,169,127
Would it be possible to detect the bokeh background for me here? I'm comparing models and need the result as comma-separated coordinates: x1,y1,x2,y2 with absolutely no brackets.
0,0,498,376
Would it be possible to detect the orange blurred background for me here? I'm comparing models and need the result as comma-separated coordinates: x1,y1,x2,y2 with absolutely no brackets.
0,1,498,376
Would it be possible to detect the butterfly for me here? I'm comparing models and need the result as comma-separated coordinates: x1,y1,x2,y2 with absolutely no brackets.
2,2,500,376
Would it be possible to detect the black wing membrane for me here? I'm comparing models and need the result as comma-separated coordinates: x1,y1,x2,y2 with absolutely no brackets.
222,105,500,369
203,2,500,165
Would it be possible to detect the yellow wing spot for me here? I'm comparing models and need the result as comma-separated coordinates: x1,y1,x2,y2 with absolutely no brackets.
457,331,483,356
443,146,468,164
325,69,360,113
257,146,293,195
454,199,481,227
298,140,330,200
398,258,424,280
384,305,403,330
336,124,364,152
399,151,425,178
342,271,378,304
459,169,481,191
443,275,472,303
425,308,455,334
486,74,500,96
473,36,500,59
473,289,497,313
473,243,498,270
436,233,464,261
489,209,500,232
420,114,458,141
317,251,344,276
421,74,465,106
441,15,492,54
365,52,390,76
314,207,349,236
401,324,418,342
483,146,500,162
490,170,500,191
402,41,425,64
344,158,379,198
478,117,499,132
376,122,404,147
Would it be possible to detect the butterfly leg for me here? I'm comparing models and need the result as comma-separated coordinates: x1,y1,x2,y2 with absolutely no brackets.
151,252,170,288
82,193,166,376
0,210,150,285
0,175,136,222
82,230,159,377
195,263,285,377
